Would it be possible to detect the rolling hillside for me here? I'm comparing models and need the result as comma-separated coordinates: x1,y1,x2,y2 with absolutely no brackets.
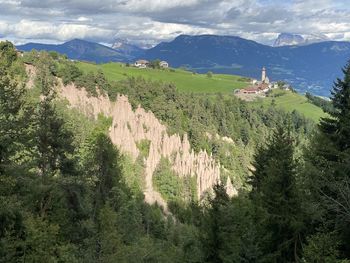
143,35,350,96
77,61,326,121
255,89,326,122
17,35,350,96
76,62,249,93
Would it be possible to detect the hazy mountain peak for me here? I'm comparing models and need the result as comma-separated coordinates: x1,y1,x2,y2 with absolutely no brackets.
111,38,131,49
273,33,305,47
273,33,330,47
111,38,145,57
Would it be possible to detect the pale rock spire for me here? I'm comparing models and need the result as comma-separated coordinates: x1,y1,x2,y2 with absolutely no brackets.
58,80,224,206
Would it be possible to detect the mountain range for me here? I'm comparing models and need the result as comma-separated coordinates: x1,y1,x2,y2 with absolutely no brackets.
17,35,350,96
273,33,330,47
17,39,131,63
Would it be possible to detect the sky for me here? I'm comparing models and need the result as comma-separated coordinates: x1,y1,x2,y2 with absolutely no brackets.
0,0,350,47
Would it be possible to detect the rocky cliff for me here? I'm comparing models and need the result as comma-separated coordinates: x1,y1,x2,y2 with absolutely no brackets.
59,82,236,210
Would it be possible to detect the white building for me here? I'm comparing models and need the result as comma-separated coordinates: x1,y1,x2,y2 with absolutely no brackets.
261,66,270,84
159,61,169,68
134,59,149,68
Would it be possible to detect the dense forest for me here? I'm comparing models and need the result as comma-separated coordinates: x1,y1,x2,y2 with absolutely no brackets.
1,41,350,262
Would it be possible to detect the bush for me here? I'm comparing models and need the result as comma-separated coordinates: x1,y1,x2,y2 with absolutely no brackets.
153,158,184,201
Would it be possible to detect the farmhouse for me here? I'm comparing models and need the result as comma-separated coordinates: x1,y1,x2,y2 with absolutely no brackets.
159,61,169,68
242,87,261,94
134,59,149,68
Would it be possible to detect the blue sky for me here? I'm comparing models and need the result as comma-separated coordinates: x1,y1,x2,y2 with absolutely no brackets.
0,0,349,46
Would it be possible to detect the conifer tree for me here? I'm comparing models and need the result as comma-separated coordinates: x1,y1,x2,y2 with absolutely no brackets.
305,61,350,258
84,132,123,218
0,45,28,176
203,183,230,263
250,126,303,262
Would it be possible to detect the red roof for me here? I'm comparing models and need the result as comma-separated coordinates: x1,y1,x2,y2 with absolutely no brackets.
242,87,260,93
261,83,269,88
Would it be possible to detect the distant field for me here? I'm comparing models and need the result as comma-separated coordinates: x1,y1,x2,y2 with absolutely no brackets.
77,62,249,93
255,89,327,122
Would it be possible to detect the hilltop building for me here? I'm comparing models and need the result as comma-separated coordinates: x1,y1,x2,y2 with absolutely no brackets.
134,59,149,68
262,67,266,82
239,67,273,95
261,66,269,84
159,61,169,68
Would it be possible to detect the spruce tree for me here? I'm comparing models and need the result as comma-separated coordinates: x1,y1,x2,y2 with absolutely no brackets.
250,126,303,262
0,45,28,176
84,132,123,218
305,61,350,258
203,183,230,263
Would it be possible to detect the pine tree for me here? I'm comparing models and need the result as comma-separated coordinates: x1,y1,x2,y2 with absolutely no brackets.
0,45,28,176
305,61,350,258
84,132,123,219
0,44,33,261
250,126,303,262
203,183,230,263
96,204,124,263
0,41,17,68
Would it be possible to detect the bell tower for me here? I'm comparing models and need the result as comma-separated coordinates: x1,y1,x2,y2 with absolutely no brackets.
262,67,266,83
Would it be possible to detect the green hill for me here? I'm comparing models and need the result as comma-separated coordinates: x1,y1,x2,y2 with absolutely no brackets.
77,62,249,93
77,62,326,122
255,89,327,122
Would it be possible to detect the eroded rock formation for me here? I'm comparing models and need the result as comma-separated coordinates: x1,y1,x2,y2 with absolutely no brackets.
59,82,222,206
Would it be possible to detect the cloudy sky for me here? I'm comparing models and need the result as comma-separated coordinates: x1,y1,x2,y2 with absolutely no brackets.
0,0,350,47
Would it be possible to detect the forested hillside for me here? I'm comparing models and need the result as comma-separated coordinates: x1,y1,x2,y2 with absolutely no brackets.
1,42,350,262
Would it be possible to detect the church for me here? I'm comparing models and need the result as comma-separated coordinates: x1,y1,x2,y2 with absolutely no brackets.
240,67,272,94
261,67,269,84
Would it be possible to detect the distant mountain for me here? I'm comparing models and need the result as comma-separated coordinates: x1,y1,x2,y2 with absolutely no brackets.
142,34,350,96
273,33,305,47
111,38,145,58
273,33,329,47
17,35,350,96
17,39,131,63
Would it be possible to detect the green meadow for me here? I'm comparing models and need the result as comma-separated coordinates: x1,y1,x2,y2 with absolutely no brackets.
255,89,327,122
77,62,249,93
77,62,326,122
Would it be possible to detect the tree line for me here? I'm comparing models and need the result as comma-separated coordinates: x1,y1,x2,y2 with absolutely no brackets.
1,41,350,262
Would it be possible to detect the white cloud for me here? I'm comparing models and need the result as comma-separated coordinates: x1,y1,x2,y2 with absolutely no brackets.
77,16,92,22
118,0,200,12
0,19,113,42
0,0,350,45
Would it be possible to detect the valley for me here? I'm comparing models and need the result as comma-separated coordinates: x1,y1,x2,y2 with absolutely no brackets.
2,1,350,261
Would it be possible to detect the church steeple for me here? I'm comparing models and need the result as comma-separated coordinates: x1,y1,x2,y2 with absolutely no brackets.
262,66,266,82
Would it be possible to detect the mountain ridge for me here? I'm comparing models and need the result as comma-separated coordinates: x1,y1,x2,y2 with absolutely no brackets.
17,38,131,63
273,33,330,47
17,35,350,96
142,35,350,96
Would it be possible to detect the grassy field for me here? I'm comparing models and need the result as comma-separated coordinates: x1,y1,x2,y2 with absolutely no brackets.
77,62,249,93
77,62,326,122
255,89,327,122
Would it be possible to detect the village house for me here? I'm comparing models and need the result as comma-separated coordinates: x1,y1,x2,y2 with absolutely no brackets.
159,61,169,68
134,59,149,68
242,87,261,94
